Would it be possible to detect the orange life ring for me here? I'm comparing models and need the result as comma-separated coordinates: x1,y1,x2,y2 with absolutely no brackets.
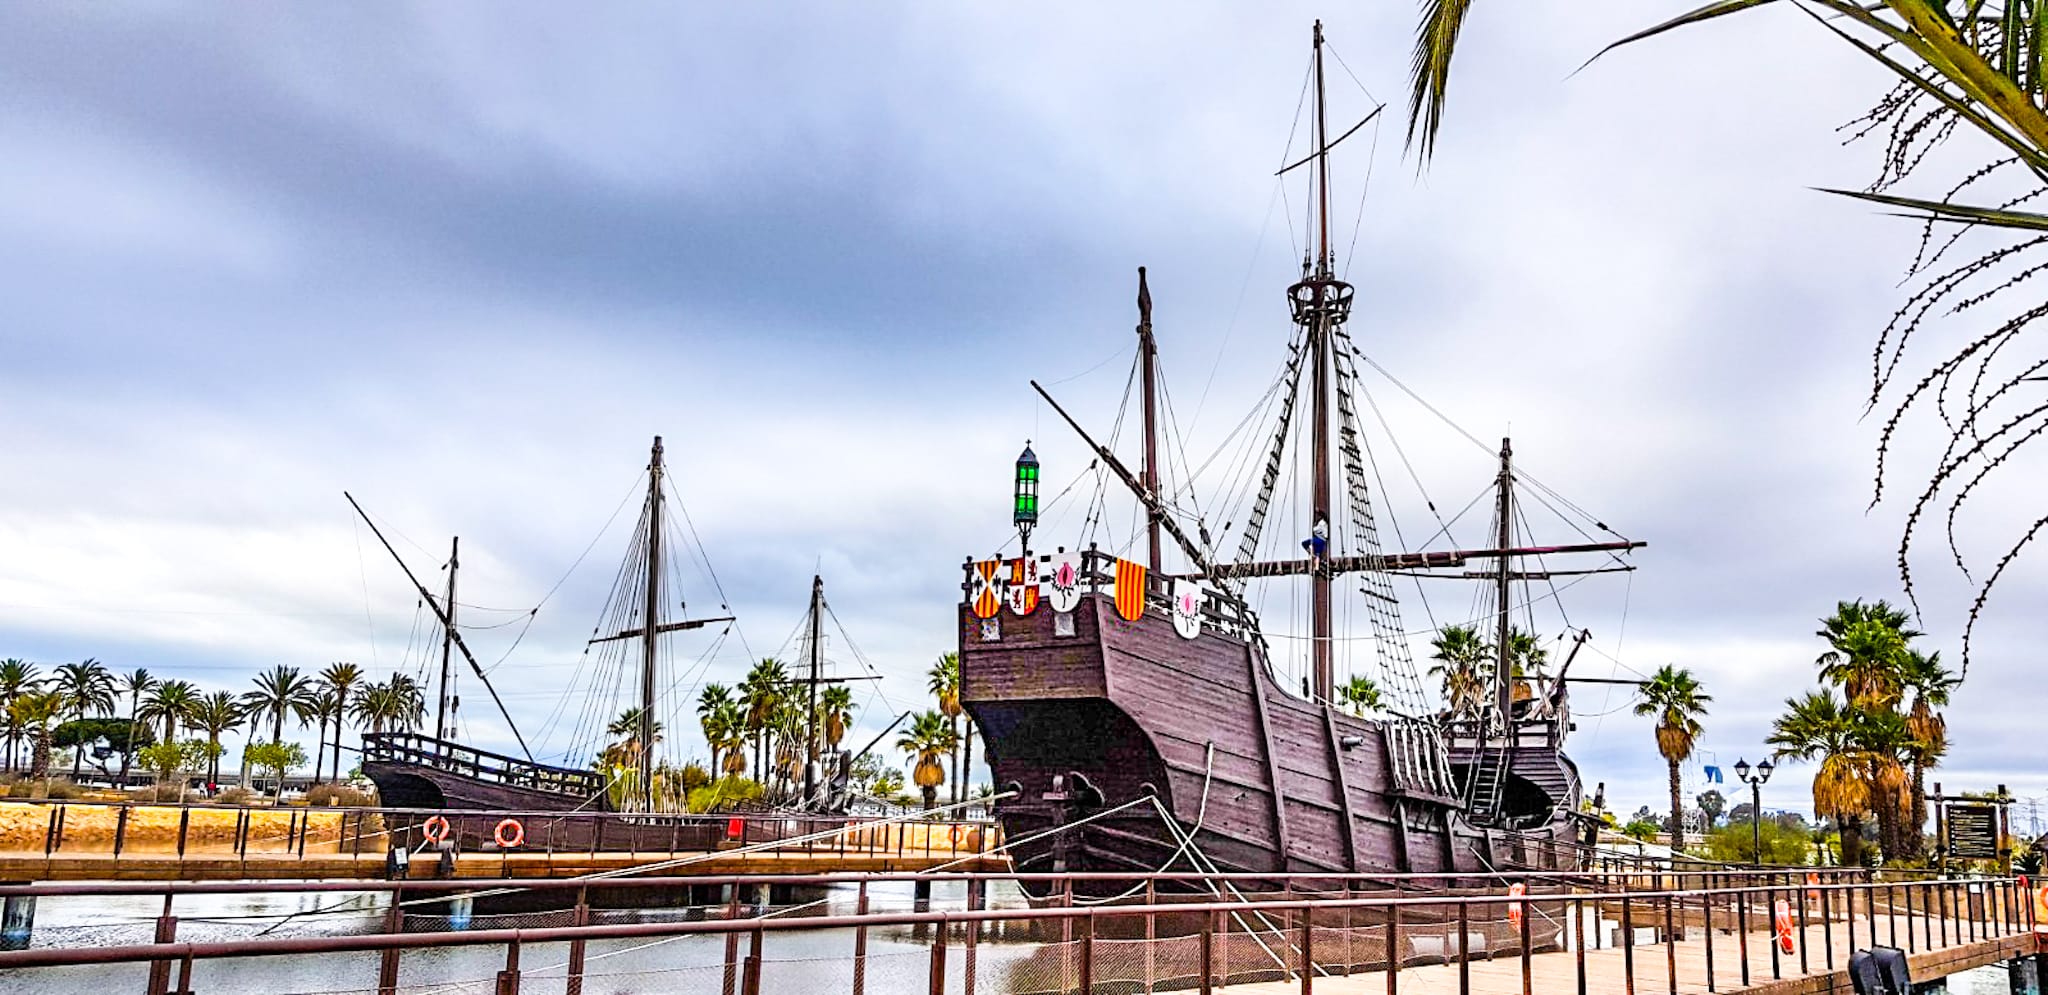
1507,882,1527,928
949,824,963,847
422,815,451,844
1773,899,1796,955
494,818,525,849
1805,871,1821,902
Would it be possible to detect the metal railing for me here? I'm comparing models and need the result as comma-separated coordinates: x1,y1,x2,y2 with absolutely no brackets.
0,866,2029,994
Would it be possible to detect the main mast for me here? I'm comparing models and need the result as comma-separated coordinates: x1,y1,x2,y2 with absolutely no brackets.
804,573,824,801
639,435,664,811
1289,19,1349,705
1492,439,1514,729
434,536,459,742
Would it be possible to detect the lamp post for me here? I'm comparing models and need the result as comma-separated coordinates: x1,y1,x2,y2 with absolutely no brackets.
1734,756,1774,864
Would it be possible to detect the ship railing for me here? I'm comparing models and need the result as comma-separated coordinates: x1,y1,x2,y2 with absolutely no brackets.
361,731,606,798
0,794,1002,863
0,865,2024,995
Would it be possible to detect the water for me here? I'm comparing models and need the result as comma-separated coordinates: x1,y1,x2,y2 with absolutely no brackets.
5,881,1059,994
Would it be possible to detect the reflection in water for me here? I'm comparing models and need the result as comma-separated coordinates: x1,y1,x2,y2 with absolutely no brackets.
6,881,1056,994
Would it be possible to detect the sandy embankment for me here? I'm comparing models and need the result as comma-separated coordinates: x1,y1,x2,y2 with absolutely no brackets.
0,800,388,855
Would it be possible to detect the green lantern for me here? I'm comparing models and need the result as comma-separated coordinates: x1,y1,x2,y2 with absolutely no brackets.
1014,442,1039,547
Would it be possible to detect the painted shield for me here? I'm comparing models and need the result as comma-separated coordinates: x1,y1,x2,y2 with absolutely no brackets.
968,559,1001,619
1170,579,1202,639
1005,557,1039,616
1043,553,1082,613
1112,558,1147,622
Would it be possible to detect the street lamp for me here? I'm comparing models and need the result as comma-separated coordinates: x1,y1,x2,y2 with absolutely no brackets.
1735,757,1775,864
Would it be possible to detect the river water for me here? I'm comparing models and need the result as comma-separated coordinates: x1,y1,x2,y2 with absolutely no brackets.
7,880,1064,994
4,883,2022,994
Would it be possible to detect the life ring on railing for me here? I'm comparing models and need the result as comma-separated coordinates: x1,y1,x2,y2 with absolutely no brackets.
1773,899,1796,955
1805,871,1821,903
422,815,451,845
949,824,963,848
1507,882,1527,928
494,818,525,850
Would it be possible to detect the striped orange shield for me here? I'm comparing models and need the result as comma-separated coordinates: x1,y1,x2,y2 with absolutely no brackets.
1113,558,1147,621
970,559,1001,619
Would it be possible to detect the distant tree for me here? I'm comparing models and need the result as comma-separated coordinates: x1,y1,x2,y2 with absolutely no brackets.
848,751,885,792
315,662,363,784
928,653,963,804
1621,818,1662,843
896,710,957,812
1696,789,1726,829
115,668,157,786
1428,625,1488,718
1339,675,1383,717
185,692,243,784
243,741,308,801
52,659,115,779
10,689,64,792
1705,818,1813,865
139,679,200,747
1635,665,1711,854
0,658,42,773
138,739,208,803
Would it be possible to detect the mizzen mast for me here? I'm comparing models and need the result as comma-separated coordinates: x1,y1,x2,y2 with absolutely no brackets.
434,536,459,742
1492,439,1515,729
1137,267,1163,574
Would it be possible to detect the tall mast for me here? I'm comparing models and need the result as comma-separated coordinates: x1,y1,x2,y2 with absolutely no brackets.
804,574,824,801
640,435,664,811
1306,20,1337,704
434,536,459,742
1492,438,1515,729
1137,267,1162,573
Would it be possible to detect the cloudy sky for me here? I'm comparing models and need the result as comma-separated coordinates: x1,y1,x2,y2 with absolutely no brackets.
4,3,2043,827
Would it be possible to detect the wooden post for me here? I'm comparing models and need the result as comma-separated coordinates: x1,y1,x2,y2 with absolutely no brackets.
1621,877,1636,995
931,917,949,995
1736,878,1749,987
1145,879,1156,994
1573,896,1586,995
1386,902,1399,995
566,888,589,995
1457,900,1470,995
113,806,129,858
853,882,869,995
1200,909,1216,995
495,938,521,995
1301,904,1313,994
1078,913,1092,995
1663,891,1677,995
742,928,763,995
1521,889,1533,995
377,890,402,995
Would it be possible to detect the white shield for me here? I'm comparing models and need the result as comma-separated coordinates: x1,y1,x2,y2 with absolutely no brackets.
1171,579,1203,639
1043,553,1082,613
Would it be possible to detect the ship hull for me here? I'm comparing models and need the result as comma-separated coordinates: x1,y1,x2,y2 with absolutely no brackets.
962,589,1581,896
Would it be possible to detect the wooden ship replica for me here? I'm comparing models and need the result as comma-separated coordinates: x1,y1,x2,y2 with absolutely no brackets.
960,23,1643,894
354,438,858,846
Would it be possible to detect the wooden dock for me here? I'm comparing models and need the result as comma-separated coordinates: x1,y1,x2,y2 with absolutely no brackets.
0,847,1008,882
1221,911,2037,995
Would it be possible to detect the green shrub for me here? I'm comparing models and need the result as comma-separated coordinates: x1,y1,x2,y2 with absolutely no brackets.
1704,819,1815,865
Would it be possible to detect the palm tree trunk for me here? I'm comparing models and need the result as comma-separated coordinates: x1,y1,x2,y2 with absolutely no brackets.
69,709,84,779
1873,788,1899,864
1841,813,1865,867
950,715,961,806
1667,759,1685,855
119,696,139,786
317,714,331,783
1909,762,1929,859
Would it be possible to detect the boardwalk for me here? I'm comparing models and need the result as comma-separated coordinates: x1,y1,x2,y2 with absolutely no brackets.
1222,910,2036,995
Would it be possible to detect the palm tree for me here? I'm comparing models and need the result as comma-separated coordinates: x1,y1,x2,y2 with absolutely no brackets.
317,662,363,783
1813,600,1920,860
241,666,317,745
1339,675,1383,717
1900,648,1958,856
819,685,854,751
1499,627,1550,699
896,710,958,812
603,707,663,773
0,659,43,773
700,699,747,778
51,659,115,779
740,658,787,784
929,653,964,804
1770,689,1873,866
1633,664,1710,855
139,679,200,746
186,692,243,784
114,668,157,786
384,674,426,731
10,689,64,793
1428,625,1488,718
697,683,734,769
